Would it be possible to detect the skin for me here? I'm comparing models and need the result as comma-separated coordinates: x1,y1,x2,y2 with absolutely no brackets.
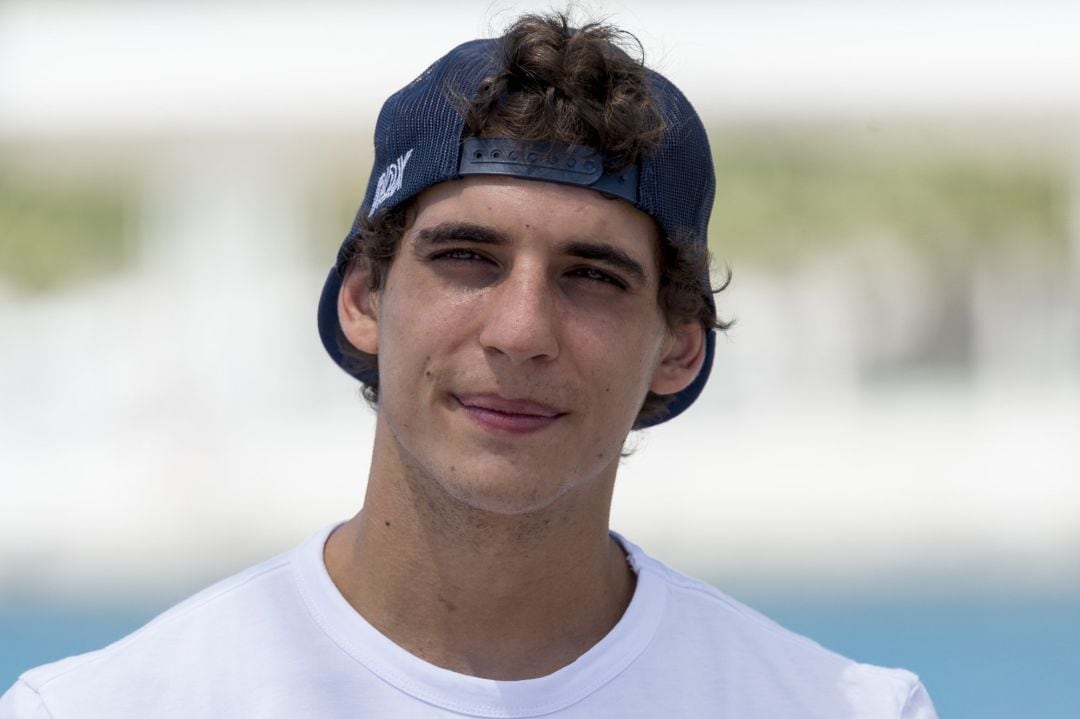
325,176,705,680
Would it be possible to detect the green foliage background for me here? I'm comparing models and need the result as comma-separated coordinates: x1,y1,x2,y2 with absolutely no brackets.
0,176,132,293
0,131,1069,293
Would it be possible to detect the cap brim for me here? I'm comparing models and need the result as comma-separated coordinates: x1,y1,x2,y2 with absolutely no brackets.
637,328,715,428
317,265,378,386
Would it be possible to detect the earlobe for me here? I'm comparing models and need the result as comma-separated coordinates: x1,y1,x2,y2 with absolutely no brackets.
649,322,706,396
338,261,380,354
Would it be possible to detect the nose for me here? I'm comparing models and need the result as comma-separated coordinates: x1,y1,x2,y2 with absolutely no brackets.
477,265,560,364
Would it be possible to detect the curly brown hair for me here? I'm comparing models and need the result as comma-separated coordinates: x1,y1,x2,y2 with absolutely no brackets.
462,13,663,171
339,12,729,428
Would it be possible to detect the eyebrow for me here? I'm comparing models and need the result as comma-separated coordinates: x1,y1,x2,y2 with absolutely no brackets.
414,221,649,285
415,222,506,247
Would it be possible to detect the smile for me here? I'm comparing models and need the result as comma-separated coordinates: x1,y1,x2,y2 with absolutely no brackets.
453,394,566,434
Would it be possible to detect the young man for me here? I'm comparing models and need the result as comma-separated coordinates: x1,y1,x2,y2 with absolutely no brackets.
2,13,937,718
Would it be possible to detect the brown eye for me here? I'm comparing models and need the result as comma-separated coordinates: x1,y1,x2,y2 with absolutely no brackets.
570,266,627,290
434,249,487,262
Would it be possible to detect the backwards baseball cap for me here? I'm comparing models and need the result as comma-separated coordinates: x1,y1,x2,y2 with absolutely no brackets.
318,34,717,428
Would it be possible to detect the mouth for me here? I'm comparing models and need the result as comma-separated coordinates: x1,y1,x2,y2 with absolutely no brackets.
453,394,566,434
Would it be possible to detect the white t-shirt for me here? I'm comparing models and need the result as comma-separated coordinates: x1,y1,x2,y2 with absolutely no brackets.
1,525,937,718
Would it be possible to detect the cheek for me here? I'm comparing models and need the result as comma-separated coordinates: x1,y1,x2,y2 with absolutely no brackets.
377,289,470,383
573,320,665,401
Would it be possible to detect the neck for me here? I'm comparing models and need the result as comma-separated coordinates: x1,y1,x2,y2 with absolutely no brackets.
324,425,636,680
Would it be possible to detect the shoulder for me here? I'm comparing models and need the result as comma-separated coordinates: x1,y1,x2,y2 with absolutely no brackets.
0,680,53,719
618,535,937,719
3,534,316,719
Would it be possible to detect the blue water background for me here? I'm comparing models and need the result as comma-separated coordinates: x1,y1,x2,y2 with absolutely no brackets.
2,595,1077,717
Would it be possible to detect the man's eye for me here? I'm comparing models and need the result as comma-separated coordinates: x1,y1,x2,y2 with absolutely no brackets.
570,266,627,289
430,248,497,265
435,249,483,261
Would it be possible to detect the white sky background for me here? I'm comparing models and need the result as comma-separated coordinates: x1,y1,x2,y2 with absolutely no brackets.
4,0,1080,137
1,0,1078,599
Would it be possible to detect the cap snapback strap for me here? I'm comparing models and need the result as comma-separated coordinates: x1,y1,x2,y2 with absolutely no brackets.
459,137,638,205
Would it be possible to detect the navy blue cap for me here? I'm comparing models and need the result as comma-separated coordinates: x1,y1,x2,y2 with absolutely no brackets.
318,35,716,428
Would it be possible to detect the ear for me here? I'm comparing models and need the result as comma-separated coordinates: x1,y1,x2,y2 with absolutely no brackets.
649,321,706,396
337,261,380,354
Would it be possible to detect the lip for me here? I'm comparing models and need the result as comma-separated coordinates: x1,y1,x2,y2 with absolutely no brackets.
454,394,566,434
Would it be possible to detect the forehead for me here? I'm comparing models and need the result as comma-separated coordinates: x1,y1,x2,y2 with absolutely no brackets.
406,176,662,260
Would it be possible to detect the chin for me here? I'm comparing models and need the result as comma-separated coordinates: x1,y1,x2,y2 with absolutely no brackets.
435,473,575,518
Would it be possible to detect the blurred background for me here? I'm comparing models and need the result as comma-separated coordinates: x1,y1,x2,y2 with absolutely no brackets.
1,1,1078,716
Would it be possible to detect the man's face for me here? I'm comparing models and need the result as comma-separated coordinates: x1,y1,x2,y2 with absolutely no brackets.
341,176,701,516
